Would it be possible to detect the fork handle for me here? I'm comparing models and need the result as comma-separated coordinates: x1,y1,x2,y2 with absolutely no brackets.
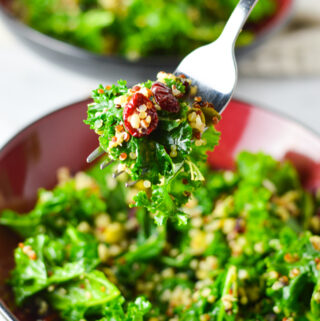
220,0,259,47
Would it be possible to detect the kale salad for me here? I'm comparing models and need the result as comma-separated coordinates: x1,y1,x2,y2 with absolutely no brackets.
10,0,277,59
84,72,221,226
2,74,320,321
2,152,320,320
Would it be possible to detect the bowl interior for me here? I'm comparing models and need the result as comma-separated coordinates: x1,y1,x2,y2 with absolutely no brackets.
1,98,320,320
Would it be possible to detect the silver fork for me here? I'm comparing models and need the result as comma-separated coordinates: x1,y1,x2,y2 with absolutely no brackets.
175,0,258,113
87,0,258,171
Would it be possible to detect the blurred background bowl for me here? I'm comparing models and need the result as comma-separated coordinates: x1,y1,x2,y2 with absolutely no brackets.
0,0,294,80
0,97,320,320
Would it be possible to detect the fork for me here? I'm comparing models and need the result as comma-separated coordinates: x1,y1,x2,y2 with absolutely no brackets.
87,0,258,174
175,0,258,113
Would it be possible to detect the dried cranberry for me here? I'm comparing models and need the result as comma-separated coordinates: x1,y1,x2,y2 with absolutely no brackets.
123,93,158,138
151,82,180,113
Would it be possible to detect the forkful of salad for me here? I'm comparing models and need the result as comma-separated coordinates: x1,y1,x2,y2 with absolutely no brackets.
84,0,258,224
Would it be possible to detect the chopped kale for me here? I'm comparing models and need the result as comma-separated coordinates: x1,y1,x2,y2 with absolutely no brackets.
1,151,320,320
0,175,106,238
85,72,221,225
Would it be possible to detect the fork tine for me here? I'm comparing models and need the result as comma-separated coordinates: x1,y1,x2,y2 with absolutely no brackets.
87,147,105,163
125,180,139,188
112,170,125,178
125,169,148,187
100,160,114,170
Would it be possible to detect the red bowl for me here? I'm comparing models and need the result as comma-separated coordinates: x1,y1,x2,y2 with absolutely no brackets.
0,98,320,320
0,0,293,73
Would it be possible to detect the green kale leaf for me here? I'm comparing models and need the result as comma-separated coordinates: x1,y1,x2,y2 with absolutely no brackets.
0,179,106,238
11,227,99,305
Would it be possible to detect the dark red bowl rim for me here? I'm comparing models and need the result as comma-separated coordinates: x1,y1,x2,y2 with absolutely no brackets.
0,97,91,155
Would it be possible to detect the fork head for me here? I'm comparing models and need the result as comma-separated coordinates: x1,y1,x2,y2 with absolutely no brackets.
175,38,237,115
175,0,258,114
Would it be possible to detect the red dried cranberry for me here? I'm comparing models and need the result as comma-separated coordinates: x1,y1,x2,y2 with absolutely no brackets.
123,93,158,138
151,82,180,113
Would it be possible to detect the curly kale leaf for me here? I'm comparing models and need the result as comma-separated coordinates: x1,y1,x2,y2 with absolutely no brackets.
191,126,221,164
91,81,128,105
212,266,238,321
129,140,174,184
133,125,220,226
100,297,151,321
193,169,239,215
49,270,120,321
155,121,193,160
164,78,186,94
0,209,42,239
124,297,152,321
179,266,238,321
133,162,201,226
124,208,165,263
0,179,105,238
86,162,129,215
236,151,300,194
265,230,320,318
85,81,128,156
11,227,99,305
